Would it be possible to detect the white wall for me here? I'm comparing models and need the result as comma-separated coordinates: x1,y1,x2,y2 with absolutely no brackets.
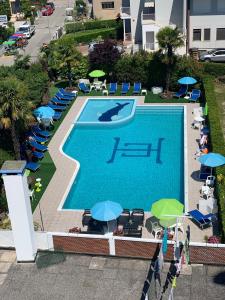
0,230,14,248
189,15,225,49
130,0,145,43
142,24,161,50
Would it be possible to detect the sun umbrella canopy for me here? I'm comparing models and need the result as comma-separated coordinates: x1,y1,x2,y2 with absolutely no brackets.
198,153,225,167
33,106,55,119
91,200,123,222
151,199,184,221
89,70,105,78
3,40,15,45
178,77,197,85
12,33,25,37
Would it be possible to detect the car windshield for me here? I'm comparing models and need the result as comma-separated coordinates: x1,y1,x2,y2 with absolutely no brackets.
18,27,28,32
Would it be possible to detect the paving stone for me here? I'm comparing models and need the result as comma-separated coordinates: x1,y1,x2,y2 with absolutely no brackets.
0,274,7,285
0,251,16,263
0,262,12,273
89,256,106,270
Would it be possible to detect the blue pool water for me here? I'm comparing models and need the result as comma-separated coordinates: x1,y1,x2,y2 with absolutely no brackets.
62,106,184,211
77,99,135,123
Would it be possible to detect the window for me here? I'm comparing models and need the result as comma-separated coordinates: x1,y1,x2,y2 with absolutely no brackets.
204,29,210,41
217,28,225,40
193,29,201,41
193,0,211,14
102,2,114,9
214,51,225,56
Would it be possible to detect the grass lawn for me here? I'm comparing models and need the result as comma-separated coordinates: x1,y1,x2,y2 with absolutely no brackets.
214,81,225,140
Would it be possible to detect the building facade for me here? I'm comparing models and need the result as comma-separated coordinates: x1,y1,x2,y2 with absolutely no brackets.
121,0,225,53
93,0,122,20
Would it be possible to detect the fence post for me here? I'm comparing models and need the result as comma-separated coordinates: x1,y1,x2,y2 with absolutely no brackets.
108,236,115,255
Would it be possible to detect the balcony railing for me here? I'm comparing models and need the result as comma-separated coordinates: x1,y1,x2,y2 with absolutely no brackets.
142,13,155,21
144,43,155,51
120,7,131,16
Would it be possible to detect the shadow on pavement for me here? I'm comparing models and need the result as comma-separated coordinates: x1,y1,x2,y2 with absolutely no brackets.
35,250,66,269
213,271,225,285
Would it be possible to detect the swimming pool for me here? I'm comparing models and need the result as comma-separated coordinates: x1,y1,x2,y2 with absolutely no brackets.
62,103,185,211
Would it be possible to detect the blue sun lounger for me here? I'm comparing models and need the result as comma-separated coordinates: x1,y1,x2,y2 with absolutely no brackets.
132,82,141,95
53,111,62,120
109,83,117,95
30,141,48,152
51,97,70,105
32,126,52,138
47,103,67,111
121,82,130,95
27,132,48,143
26,162,40,172
174,85,187,98
189,89,201,103
78,82,90,93
55,92,74,100
188,209,215,229
32,151,44,159
59,88,75,96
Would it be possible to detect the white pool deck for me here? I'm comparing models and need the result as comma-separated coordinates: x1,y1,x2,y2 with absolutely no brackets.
33,96,213,242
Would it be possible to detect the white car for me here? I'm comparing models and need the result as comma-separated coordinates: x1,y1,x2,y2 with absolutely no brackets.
199,49,225,62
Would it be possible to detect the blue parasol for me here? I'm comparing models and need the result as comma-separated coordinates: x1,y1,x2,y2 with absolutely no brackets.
91,200,122,222
178,77,197,85
198,153,225,168
33,106,55,119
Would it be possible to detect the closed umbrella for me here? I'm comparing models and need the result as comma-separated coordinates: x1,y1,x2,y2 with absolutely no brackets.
178,77,197,94
91,200,122,233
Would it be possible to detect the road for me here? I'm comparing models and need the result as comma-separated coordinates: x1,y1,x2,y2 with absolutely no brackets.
0,0,75,66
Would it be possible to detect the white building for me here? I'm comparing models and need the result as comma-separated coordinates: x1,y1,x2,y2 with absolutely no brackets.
120,0,225,53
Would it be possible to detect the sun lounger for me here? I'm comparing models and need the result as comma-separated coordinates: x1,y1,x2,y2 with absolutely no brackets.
32,151,44,159
132,82,141,95
55,92,74,100
123,227,142,238
28,133,48,143
82,209,92,226
189,89,201,102
32,126,52,138
188,209,215,229
59,88,75,96
199,165,211,180
121,82,130,95
109,83,117,95
30,141,48,152
53,111,62,120
47,103,67,111
78,82,90,94
26,162,40,172
174,85,187,98
130,208,144,226
51,97,70,105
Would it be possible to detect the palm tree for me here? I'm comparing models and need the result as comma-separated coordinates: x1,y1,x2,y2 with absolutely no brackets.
157,27,184,92
0,77,34,160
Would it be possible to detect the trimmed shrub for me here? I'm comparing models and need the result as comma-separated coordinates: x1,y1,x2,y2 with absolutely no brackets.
202,63,225,78
62,28,116,44
65,19,117,33
203,76,225,240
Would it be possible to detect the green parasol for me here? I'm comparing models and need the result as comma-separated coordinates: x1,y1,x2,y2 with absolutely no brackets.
204,103,208,116
89,70,105,78
3,40,16,46
151,198,184,221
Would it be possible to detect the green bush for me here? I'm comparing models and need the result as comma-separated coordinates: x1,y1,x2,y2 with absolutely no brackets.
202,63,225,78
63,28,116,44
65,19,117,33
203,77,225,240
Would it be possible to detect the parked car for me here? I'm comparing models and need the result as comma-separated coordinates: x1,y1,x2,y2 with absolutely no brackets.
16,23,35,38
42,5,54,16
88,42,124,53
199,49,225,62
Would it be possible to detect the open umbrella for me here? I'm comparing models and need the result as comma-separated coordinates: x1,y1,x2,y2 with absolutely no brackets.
12,33,25,37
33,106,55,119
198,153,225,168
89,70,105,78
91,200,122,233
3,40,15,46
178,77,197,94
151,198,184,221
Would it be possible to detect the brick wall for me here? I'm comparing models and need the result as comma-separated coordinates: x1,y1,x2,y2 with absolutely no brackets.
190,246,225,265
53,236,109,255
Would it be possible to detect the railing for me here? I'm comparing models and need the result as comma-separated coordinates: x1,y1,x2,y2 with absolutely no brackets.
120,7,131,16
144,43,155,51
142,13,155,21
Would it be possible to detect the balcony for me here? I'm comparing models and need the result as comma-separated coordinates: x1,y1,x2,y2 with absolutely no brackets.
120,7,131,19
141,12,155,24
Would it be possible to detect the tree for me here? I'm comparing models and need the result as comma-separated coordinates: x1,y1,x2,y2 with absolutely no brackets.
89,39,122,75
0,77,34,159
156,27,184,92
20,0,32,18
0,0,11,19
42,39,85,86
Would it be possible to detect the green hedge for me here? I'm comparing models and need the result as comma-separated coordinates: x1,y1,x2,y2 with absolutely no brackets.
202,63,225,78
65,19,117,33
203,76,225,239
63,28,116,44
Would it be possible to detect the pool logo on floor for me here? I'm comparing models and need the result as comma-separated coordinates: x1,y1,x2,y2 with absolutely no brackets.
98,102,129,122
107,137,164,163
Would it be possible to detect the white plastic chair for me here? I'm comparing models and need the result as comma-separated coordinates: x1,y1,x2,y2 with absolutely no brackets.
201,185,213,197
151,221,162,239
206,175,215,187
102,79,107,89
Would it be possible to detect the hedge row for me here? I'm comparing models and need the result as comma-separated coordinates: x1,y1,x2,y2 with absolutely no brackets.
65,19,117,34
202,62,225,78
203,76,225,239
63,28,116,44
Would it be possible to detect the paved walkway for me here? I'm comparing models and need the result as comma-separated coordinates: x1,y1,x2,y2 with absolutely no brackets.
0,250,224,300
